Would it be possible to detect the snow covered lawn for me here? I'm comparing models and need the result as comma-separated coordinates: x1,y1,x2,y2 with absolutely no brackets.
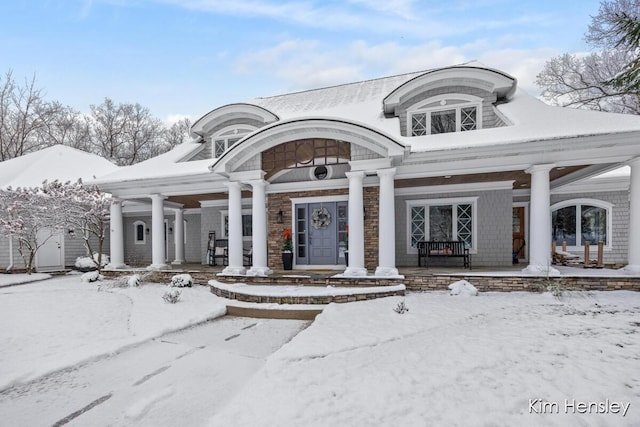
211,291,640,426
0,273,226,391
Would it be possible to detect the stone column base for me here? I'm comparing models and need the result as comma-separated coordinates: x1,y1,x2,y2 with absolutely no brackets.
374,266,402,278
342,267,368,277
246,266,273,277
219,266,247,276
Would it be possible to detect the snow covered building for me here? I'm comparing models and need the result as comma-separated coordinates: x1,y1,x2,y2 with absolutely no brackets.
0,145,118,272
94,62,640,276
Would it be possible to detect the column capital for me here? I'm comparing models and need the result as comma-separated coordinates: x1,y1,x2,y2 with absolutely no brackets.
246,179,268,189
525,164,556,174
149,193,167,201
225,180,243,191
345,170,365,180
377,168,397,179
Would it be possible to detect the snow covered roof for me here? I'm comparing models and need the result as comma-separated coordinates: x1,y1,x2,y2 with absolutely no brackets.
0,145,118,189
95,61,640,187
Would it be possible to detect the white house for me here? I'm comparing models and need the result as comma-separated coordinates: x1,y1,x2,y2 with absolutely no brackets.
0,145,118,272
93,62,640,276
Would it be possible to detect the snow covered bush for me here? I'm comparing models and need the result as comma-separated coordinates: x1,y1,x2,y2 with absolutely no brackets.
126,274,142,288
170,274,193,288
162,288,181,304
448,280,478,296
75,253,110,271
81,270,104,283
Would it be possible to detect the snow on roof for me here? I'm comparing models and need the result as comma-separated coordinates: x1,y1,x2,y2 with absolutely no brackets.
0,145,118,189
92,62,640,185
94,139,213,184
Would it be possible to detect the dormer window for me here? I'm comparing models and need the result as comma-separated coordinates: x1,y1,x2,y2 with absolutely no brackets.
211,126,254,158
408,95,482,136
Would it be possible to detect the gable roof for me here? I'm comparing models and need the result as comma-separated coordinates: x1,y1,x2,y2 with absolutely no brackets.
0,145,118,189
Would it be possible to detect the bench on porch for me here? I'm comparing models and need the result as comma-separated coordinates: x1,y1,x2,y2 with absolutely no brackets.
417,241,471,269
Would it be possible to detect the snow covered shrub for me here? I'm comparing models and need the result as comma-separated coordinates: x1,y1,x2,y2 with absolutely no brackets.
126,274,142,288
393,301,409,314
449,280,478,296
170,274,193,288
163,288,181,304
81,270,104,283
74,253,110,271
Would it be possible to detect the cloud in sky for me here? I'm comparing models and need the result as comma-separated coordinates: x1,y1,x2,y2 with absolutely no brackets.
2,0,599,120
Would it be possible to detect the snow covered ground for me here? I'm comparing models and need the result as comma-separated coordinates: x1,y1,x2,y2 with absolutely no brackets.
0,273,226,391
1,274,639,426
211,290,640,426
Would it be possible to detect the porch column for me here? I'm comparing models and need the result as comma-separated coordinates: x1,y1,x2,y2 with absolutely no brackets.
172,208,185,264
247,179,271,276
522,164,559,275
221,181,246,275
344,171,367,277
108,198,126,269
375,168,400,277
625,158,640,273
149,194,168,270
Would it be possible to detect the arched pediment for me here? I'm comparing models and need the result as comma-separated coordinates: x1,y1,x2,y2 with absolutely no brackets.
190,103,279,138
209,118,406,175
383,66,517,116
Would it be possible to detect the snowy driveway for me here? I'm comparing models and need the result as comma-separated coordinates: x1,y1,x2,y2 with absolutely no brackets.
0,316,308,426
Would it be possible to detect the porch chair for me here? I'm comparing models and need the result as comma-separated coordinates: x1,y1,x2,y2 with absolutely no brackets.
210,239,228,266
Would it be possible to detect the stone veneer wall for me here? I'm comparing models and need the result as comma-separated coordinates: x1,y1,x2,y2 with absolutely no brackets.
267,187,381,270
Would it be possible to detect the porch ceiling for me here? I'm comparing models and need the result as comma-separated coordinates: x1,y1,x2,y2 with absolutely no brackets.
395,165,588,190
167,165,597,208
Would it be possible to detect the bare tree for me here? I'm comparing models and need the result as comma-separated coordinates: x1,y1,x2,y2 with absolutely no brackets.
0,71,51,160
37,101,92,151
536,0,640,114
163,117,192,148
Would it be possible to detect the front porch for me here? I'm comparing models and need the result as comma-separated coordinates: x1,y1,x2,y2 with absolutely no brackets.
103,263,640,298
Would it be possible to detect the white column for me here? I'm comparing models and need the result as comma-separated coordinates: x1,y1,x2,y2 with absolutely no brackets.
107,198,126,269
375,168,400,277
625,158,640,274
172,208,185,265
522,164,559,275
221,181,246,275
149,194,168,270
343,171,367,277
247,179,271,276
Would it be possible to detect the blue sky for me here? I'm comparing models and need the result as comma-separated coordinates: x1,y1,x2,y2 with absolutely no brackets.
1,0,602,123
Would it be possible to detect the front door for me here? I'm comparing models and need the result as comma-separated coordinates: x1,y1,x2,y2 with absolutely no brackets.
35,228,64,272
295,202,348,266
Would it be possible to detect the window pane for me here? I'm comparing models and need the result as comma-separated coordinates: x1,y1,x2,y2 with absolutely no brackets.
431,109,456,134
242,214,252,237
461,107,477,131
214,140,226,157
581,205,606,245
457,204,472,247
411,113,427,136
410,206,425,247
136,224,144,242
429,205,452,241
552,206,576,246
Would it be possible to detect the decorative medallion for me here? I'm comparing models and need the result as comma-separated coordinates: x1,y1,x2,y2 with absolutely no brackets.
312,207,331,229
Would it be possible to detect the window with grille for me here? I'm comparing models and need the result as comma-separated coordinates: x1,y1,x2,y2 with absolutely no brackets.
407,198,476,251
551,199,611,248
211,127,254,158
409,95,481,136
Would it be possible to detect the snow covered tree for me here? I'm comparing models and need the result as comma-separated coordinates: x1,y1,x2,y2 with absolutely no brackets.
0,185,67,273
536,0,640,114
41,180,111,273
607,12,640,91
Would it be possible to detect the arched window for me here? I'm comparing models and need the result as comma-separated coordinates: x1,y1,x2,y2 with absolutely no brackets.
211,126,255,158
408,94,482,136
133,220,146,245
551,199,613,248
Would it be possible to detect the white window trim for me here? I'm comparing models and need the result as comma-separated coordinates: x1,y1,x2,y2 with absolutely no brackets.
407,94,483,136
220,209,252,241
210,125,257,159
551,198,613,250
405,197,478,254
133,220,146,245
